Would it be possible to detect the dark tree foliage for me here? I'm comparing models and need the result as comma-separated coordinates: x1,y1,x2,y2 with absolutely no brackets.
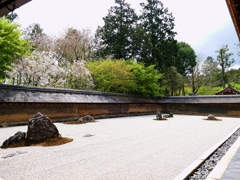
95,0,138,59
138,0,178,72
162,66,183,96
175,42,196,95
4,12,18,22
176,42,196,76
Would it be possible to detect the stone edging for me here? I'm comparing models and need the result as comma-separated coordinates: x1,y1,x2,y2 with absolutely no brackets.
173,125,240,180
205,136,240,179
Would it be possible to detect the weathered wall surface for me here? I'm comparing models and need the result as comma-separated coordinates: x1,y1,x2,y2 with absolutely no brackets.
164,103,240,117
0,103,164,126
1,84,240,126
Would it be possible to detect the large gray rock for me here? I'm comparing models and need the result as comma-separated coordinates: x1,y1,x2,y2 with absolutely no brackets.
78,115,95,123
1,131,26,148
207,114,216,120
26,112,60,145
156,111,163,120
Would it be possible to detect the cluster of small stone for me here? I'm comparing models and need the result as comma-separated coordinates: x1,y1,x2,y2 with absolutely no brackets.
207,114,216,120
78,115,95,123
188,128,240,180
156,111,173,120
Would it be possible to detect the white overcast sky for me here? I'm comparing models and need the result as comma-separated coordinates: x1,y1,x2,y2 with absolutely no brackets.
15,0,239,65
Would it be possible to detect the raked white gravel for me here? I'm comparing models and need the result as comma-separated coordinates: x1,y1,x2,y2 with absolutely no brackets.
1,114,240,180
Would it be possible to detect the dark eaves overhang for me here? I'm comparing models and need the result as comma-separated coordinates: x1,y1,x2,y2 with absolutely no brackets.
0,0,31,17
226,0,240,41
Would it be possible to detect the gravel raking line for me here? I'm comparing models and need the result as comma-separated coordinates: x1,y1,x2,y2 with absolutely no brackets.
1,115,240,180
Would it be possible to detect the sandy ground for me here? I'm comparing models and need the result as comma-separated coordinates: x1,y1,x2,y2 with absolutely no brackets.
1,114,240,180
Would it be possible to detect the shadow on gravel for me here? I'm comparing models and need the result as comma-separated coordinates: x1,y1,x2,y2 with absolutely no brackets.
202,119,222,121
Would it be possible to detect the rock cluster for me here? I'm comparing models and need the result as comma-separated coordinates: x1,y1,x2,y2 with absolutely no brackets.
156,111,163,120
156,112,173,120
78,115,95,123
1,131,26,148
26,112,60,145
207,114,216,120
1,112,61,148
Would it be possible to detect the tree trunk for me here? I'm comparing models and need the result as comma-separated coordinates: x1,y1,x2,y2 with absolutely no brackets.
191,74,195,94
221,64,225,88
182,83,185,96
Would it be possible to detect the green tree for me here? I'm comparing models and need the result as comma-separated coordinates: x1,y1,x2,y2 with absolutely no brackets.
228,69,240,84
0,18,30,81
162,66,183,96
138,0,177,72
216,45,235,88
86,59,135,93
95,0,138,59
175,42,196,95
86,59,162,96
126,60,162,96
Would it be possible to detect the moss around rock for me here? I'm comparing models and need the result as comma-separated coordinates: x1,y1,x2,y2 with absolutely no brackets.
1,137,73,149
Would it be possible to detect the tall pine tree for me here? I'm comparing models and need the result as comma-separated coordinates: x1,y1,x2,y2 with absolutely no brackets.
95,0,138,59
138,0,177,72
